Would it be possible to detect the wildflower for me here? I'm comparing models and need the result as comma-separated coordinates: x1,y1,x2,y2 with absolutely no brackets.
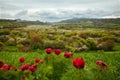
46,48,52,54
64,52,73,58
20,64,29,71
0,61,4,68
19,57,25,63
96,60,108,69
73,58,85,69
54,49,62,55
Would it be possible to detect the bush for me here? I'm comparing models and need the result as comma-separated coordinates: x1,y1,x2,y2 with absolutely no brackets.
78,32,88,39
0,29,10,35
86,38,97,50
17,44,31,52
6,38,16,46
0,42,4,51
0,35,9,42
44,40,65,49
65,45,75,52
75,45,89,52
10,30,22,37
17,39,30,46
31,42,43,50
17,44,24,51
97,40,115,51
102,35,118,42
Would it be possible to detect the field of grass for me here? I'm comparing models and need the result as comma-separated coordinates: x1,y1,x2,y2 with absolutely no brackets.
0,50,120,80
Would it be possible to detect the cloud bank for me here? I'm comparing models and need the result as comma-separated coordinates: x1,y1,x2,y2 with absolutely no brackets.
0,0,120,22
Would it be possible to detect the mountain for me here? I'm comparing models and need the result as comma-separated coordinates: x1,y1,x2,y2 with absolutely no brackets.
0,19,49,28
58,18,120,25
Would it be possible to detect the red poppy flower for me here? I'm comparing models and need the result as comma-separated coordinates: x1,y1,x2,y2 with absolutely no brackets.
64,52,73,58
19,57,25,63
73,58,85,69
20,64,29,71
2,64,11,70
96,60,108,69
0,61,4,68
22,75,26,80
31,64,37,69
28,65,36,72
46,48,52,54
34,58,40,63
54,49,62,55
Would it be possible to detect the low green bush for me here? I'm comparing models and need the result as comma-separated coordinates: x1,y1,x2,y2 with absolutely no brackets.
97,40,115,51
6,38,16,46
0,42,4,51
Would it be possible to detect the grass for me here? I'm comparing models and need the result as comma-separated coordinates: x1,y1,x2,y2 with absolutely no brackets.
113,44,120,51
0,50,120,80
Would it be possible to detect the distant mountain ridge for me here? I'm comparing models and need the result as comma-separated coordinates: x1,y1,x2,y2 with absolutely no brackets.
58,18,120,25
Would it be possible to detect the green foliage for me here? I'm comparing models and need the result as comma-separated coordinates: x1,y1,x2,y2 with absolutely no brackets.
0,29,10,35
0,42,4,51
0,35,9,42
97,40,115,51
29,33,44,50
86,38,97,50
17,39,30,46
44,40,65,49
6,38,16,46
1,51,120,80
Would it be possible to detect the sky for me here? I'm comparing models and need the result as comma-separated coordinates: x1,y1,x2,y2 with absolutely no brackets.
0,0,120,22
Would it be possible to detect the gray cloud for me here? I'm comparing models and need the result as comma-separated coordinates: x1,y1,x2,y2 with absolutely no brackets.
0,0,120,22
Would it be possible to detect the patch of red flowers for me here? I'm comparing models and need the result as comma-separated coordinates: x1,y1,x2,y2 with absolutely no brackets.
20,64,29,71
73,58,85,69
19,57,25,63
96,60,108,69
2,64,11,71
28,64,37,72
46,48,52,54
0,61,4,68
64,52,73,58
54,49,62,55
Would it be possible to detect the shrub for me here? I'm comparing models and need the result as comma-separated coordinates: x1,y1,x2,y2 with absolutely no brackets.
78,32,88,39
0,35,9,42
102,35,118,42
0,29,10,35
17,44,31,52
6,38,16,46
65,45,75,52
10,30,22,38
31,42,43,50
17,44,24,51
44,40,65,49
86,38,97,50
44,41,53,48
97,40,115,51
0,42,4,51
53,40,65,49
17,39,30,46
30,35,44,50
75,45,89,52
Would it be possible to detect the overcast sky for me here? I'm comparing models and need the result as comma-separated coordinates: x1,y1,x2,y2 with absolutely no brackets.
0,0,120,22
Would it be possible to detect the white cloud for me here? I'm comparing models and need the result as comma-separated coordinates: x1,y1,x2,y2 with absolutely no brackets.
0,0,120,22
